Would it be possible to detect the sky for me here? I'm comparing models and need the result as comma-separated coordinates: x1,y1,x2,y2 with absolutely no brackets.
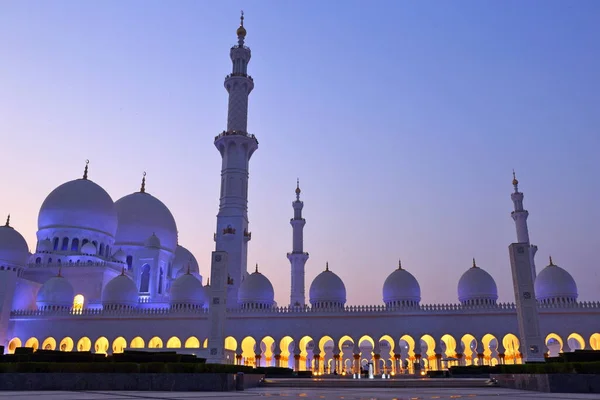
1,0,599,306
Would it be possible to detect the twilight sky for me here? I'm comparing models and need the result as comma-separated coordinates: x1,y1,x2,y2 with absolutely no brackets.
1,1,599,306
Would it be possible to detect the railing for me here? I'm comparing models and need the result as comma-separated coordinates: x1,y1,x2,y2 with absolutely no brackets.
11,300,600,319
26,261,114,269
225,73,253,81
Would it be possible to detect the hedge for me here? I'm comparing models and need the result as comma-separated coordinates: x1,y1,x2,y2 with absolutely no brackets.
0,362,257,374
450,362,600,375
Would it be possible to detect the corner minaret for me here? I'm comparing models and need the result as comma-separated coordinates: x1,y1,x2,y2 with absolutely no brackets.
510,171,538,280
213,12,258,306
287,179,309,307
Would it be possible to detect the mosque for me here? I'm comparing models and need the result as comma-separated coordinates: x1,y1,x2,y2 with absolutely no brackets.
1,15,599,375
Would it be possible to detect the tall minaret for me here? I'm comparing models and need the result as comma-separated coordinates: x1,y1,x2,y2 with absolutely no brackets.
213,12,258,306
510,171,538,280
287,179,309,307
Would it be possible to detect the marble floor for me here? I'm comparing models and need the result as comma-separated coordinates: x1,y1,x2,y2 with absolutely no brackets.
0,387,598,400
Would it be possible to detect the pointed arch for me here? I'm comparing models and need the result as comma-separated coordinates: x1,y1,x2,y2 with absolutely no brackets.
77,337,91,352
184,336,200,348
112,337,127,354
166,336,181,348
59,337,74,352
42,337,56,351
7,338,21,354
130,336,145,348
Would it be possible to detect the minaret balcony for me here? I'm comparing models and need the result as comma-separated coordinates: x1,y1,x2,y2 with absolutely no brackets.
214,130,259,144
225,73,253,81
244,229,252,241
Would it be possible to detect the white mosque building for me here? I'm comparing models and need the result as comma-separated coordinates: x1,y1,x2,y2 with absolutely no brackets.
1,16,599,375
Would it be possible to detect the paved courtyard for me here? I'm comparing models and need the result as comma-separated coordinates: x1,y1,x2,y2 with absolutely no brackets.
0,387,598,400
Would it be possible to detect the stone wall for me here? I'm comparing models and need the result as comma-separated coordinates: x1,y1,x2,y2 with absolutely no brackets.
492,373,600,393
0,373,264,391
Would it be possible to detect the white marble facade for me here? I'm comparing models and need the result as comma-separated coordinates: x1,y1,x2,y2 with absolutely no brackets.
1,16,599,375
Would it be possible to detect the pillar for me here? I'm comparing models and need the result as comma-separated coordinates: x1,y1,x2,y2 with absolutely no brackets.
373,354,380,375
294,354,300,372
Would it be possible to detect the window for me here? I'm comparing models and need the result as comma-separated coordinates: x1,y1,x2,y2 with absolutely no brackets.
126,255,133,270
61,237,69,251
71,238,79,252
158,268,164,294
73,294,84,311
140,264,151,293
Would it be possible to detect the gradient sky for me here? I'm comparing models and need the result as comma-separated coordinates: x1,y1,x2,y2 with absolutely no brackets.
1,1,599,306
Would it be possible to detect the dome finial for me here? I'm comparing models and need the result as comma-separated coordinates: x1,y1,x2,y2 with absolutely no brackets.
83,159,89,180
325,262,329,272
398,259,402,270
140,171,147,193
512,169,519,191
255,263,259,273
4,214,10,227
472,258,477,268
549,255,554,266
295,178,301,200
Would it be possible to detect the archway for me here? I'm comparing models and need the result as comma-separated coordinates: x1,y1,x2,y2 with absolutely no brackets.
166,337,181,348
461,334,478,366
279,336,294,369
338,335,354,374
590,333,600,350
260,336,275,367
420,334,436,370
7,338,21,354
481,334,498,366
240,337,257,367
25,337,39,351
502,333,520,364
59,337,74,352
130,336,145,348
440,334,458,368
184,336,200,348
378,335,395,375
77,337,91,351
317,336,334,374
112,337,127,353
94,337,109,354
42,337,56,350
545,333,563,357
149,336,163,348
567,333,585,351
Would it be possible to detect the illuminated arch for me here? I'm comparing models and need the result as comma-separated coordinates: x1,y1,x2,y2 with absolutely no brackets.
567,333,585,351
72,294,84,311
260,336,276,366
338,335,354,352
203,338,208,348
149,336,163,348
94,337,109,354
59,337,74,352
590,333,600,350
225,336,238,351
25,337,39,351
184,336,200,348
279,336,294,369
545,333,563,357
461,334,478,366
481,334,498,366
77,337,91,351
166,336,181,348
112,337,127,353
7,337,21,354
502,333,520,365
240,336,257,366
130,336,145,348
42,337,56,350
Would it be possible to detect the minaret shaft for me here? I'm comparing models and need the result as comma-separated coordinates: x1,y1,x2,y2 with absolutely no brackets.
510,173,537,280
213,17,257,306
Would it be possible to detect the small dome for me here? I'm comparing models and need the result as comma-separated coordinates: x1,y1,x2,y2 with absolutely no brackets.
114,192,178,252
173,245,199,277
38,178,117,237
102,273,138,308
170,273,207,307
535,258,578,304
457,260,498,306
382,262,421,306
309,264,346,308
37,238,53,253
238,267,275,308
144,233,161,248
112,249,126,263
0,221,30,266
36,274,74,309
80,242,97,255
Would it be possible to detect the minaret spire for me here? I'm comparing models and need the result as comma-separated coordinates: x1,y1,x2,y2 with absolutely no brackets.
510,171,538,279
213,14,258,308
83,159,89,180
288,179,309,307
140,172,147,193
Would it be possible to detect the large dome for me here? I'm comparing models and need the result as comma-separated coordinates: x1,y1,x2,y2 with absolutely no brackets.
238,266,275,308
0,219,30,266
457,259,498,306
382,261,421,307
173,245,199,276
36,274,74,310
38,177,117,237
102,272,138,309
534,257,578,304
170,272,207,307
114,191,178,252
309,263,346,308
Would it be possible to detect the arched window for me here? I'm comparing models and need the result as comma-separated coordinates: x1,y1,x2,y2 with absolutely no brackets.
99,243,104,256
82,239,89,246
61,238,69,251
71,238,79,252
158,268,164,294
53,238,59,251
140,264,151,293
35,257,41,264
126,255,133,270
73,294,84,311
105,245,110,258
